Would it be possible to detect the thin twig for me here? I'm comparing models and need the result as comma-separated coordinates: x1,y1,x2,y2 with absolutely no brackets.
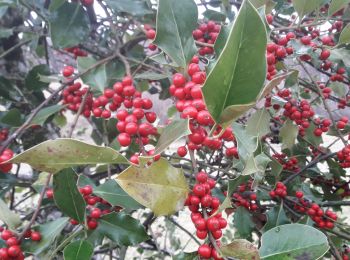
168,217,201,245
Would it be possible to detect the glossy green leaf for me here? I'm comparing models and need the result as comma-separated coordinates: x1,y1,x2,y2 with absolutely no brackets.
328,0,349,16
116,158,189,216
98,212,149,246
153,0,198,68
105,0,153,16
77,57,107,93
63,240,93,260
25,64,50,90
53,168,86,222
50,2,89,48
246,109,271,138
8,138,129,173
220,239,260,259
339,23,350,45
259,224,329,259
23,217,69,255
262,203,290,232
292,0,322,18
203,9,226,21
154,118,191,154
234,207,255,239
30,104,65,126
134,71,170,80
93,180,142,210
0,199,21,229
1,108,23,127
202,0,267,125
279,119,298,150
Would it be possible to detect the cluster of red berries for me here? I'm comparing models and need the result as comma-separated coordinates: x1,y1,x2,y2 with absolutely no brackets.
231,181,258,211
144,24,157,51
185,171,227,259
337,145,350,168
62,82,93,116
273,154,300,172
47,185,121,230
0,228,41,260
269,182,287,199
192,21,221,56
337,116,349,130
0,149,14,173
341,245,350,260
312,117,332,137
170,58,235,156
0,129,8,142
63,46,88,59
293,191,337,229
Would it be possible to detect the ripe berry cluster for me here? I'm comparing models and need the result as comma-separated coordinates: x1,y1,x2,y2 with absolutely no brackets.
0,228,41,260
63,46,88,59
336,116,349,130
232,181,258,211
0,129,8,142
336,145,350,168
185,171,227,260
293,191,337,229
269,182,287,199
192,21,221,56
0,149,14,173
273,153,300,172
313,117,332,137
62,82,93,116
144,24,157,51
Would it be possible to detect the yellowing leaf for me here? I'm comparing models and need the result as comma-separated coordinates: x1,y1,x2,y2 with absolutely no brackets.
220,239,260,260
279,119,298,150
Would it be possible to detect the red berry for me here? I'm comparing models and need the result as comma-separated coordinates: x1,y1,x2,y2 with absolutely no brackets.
81,185,93,196
90,208,102,219
146,29,156,40
117,133,131,147
193,184,206,197
87,219,98,229
7,245,20,258
46,189,53,199
206,217,220,231
177,146,187,157
30,231,41,241
1,230,13,240
196,229,207,239
196,171,208,183
173,73,186,88
62,66,74,77
198,244,212,259
194,218,206,231
6,237,19,246
295,191,304,198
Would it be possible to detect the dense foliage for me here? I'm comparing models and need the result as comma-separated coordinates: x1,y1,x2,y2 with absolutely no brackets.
1,0,350,259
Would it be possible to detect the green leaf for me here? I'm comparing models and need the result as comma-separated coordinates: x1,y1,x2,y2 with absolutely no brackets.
50,2,90,48
1,108,24,127
105,0,153,16
49,0,66,11
0,199,21,229
116,158,189,216
203,9,226,21
220,239,260,259
134,71,171,80
98,212,149,246
154,118,191,155
259,71,294,99
150,52,178,67
30,104,65,126
25,64,50,90
234,207,255,239
330,48,350,67
339,23,350,45
279,119,298,150
173,252,197,260
53,168,86,222
23,217,69,255
202,0,267,125
93,180,142,210
259,224,329,259
63,240,93,260
0,76,17,101
328,0,349,16
153,0,198,68
0,28,12,38
77,57,107,93
292,0,322,18
330,82,347,97
246,109,271,138
262,203,290,232
8,138,129,173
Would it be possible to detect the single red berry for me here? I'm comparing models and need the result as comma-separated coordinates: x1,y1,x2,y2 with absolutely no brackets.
6,237,19,246
295,191,304,198
90,208,102,219
198,244,212,258
81,185,93,196
30,231,41,241
46,189,53,199
1,230,13,240
194,218,206,231
7,245,21,258
196,229,207,239
87,219,98,229
117,133,131,147
62,66,74,77
146,29,156,40
177,146,187,157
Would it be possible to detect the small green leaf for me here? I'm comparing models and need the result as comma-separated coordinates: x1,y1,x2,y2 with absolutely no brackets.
105,0,153,16
25,64,51,90
30,104,65,126
330,82,347,97
53,168,86,222
153,0,198,68
202,0,267,125
8,138,129,173
220,239,260,259
279,119,298,150
246,109,271,138
154,118,191,154
98,212,149,246
173,252,197,260
93,180,142,210
292,0,322,18
49,0,65,11
339,23,350,45
262,203,290,232
328,0,349,16
63,240,93,260
77,57,107,93
0,199,21,229
259,224,329,259
203,9,226,21
0,28,12,38
50,2,90,48
116,158,189,216
1,108,23,127
134,71,171,80
234,207,255,239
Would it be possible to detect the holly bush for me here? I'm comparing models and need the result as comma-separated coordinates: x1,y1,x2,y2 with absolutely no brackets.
1,0,350,259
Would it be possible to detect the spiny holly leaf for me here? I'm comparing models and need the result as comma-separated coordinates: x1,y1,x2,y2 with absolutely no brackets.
220,239,260,259
0,199,21,229
339,23,350,45
50,2,90,48
77,57,107,93
262,203,290,232
328,0,349,16
154,118,191,154
259,224,329,259
7,138,129,173
53,168,86,222
291,0,322,18
98,212,149,246
116,158,189,216
63,240,93,260
234,207,255,239
279,119,298,150
202,0,267,126
30,104,65,126
25,64,51,91
153,0,198,68
93,180,142,210
246,108,271,138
